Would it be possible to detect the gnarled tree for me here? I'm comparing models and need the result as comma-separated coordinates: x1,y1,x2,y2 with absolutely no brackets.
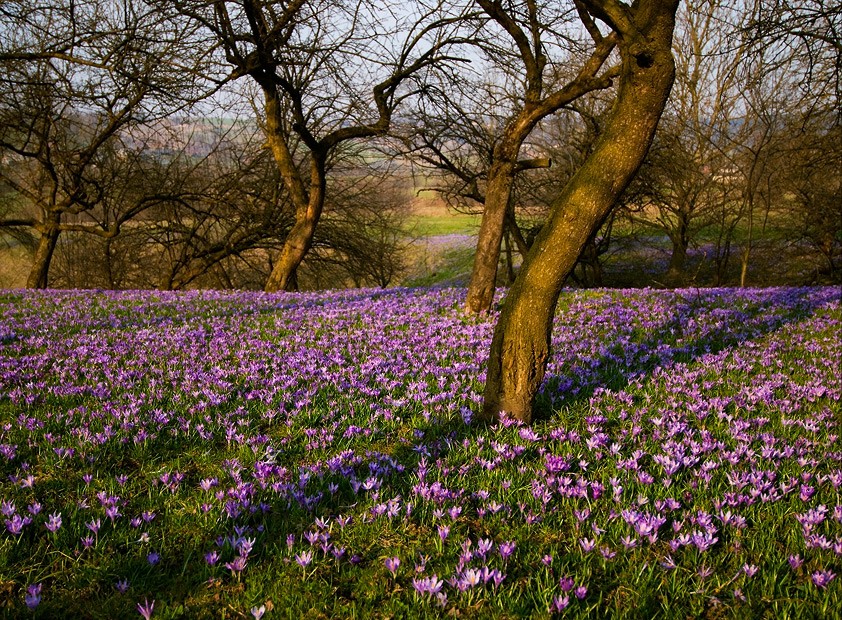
170,0,469,292
0,0,210,288
400,0,623,314
482,0,679,423
462,0,626,314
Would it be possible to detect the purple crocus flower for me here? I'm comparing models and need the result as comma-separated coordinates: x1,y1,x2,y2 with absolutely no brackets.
5,514,26,535
295,550,313,568
137,598,155,619
385,556,400,575
0,500,14,517
551,594,570,612
225,555,248,573
24,583,41,609
811,570,836,588
413,574,444,596
45,512,62,532
498,541,516,560
579,537,596,552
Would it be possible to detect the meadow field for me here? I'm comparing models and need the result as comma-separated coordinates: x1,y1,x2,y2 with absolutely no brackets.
0,286,839,618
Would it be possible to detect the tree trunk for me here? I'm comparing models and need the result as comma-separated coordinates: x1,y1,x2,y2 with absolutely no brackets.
505,207,530,257
666,214,689,284
739,248,750,287
465,159,517,313
260,83,327,294
503,229,516,284
481,3,678,423
104,236,116,289
740,201,754,287
26,213,61,289
265,211,319,292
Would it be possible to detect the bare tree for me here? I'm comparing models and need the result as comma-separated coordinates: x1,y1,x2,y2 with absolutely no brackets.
398,74,559,282
626,0,840,287
167,0,469,292
482,0,679,423
622,0,752,286
0,0,213,288
401,1,623,314
306,166,412,289
744,0,841,283
747,0,841,106
777,114,841,283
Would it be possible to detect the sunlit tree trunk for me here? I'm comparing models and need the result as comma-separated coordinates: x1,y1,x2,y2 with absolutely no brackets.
264,153,326,292
482,0,679,423
265,207,321,292
466,158,518,313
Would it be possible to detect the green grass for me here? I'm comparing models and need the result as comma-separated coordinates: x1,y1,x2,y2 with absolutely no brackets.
0,287,839,618
404,213,481,237
404,245,476,287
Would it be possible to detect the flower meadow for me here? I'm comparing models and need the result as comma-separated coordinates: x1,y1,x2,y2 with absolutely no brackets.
0,285,840,619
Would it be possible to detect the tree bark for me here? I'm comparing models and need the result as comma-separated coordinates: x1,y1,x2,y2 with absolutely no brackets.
481,0,679,423
465,158,518,313
666,233,688,283
665,204,691,284
265,200,321,292
260,83,327,293
26,213,61,289
503,228,516,284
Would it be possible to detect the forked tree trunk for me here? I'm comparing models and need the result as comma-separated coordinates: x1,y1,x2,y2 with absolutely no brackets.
26,214,61,289
261,84,328,294
481,2,679,423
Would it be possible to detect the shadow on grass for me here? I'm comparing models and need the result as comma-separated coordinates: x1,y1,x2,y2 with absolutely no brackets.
11,287,838,617
531,286,839,423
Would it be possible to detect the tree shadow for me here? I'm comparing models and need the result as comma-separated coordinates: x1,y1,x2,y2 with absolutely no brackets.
531,286,840,423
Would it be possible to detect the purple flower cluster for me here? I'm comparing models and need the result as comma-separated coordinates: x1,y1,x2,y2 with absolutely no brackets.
0,285,838,614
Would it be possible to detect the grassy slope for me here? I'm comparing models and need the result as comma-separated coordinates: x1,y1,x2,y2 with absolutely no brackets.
0,287,839,618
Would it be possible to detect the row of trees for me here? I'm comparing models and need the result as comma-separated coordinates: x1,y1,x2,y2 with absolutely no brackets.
2,0,839,421
409,0,840,292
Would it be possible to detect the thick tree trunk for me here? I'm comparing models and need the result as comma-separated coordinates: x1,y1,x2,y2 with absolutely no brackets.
482,4,678,423
666,234,688,283
261,84,327,294
26,214,61,289
465,159,518,314
666,211,690,284
265,210,320,292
